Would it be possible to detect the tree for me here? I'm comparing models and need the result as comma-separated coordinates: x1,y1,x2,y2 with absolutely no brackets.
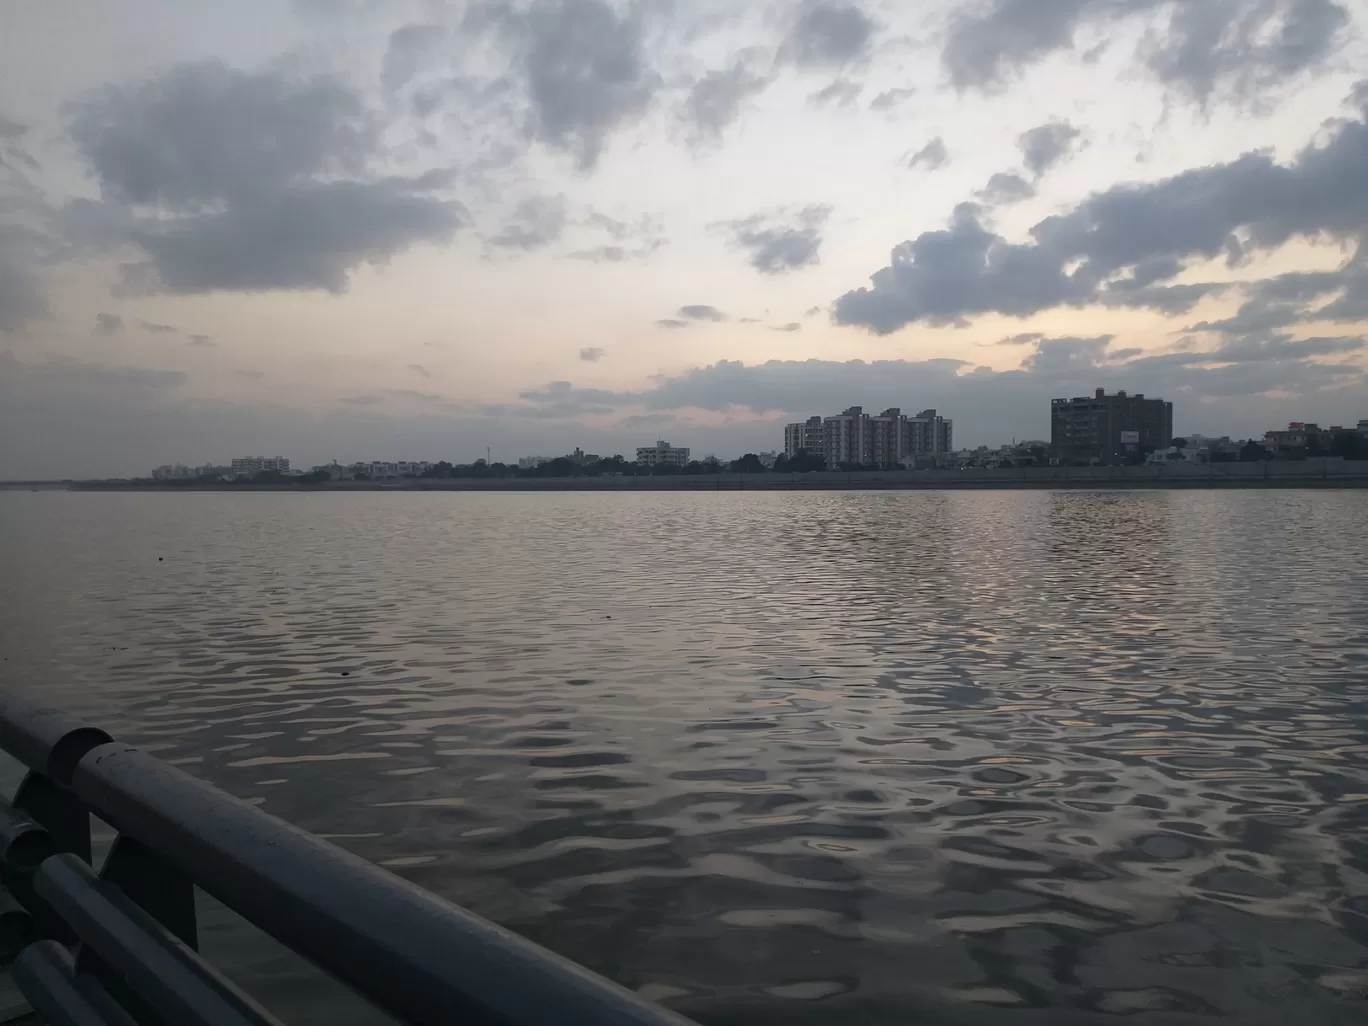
1239,440,1267,462
781,449,826,473
730,453,765,474
1170,437,1188,449
298,469,332,484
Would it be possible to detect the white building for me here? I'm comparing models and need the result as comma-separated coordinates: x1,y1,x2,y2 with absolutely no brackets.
636,440,690,467
231,457,290,475
784,407,954,466
349,461,433,478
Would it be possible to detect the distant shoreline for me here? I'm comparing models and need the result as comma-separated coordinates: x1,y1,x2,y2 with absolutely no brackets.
37,465,1368,493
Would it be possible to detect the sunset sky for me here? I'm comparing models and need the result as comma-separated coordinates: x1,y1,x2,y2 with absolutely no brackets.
2,0,1366,477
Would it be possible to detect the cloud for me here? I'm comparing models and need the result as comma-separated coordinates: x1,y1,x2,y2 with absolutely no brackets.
681,60,770,146
236,369,265,381
869,86,916,111
567,210,665,262
68,61,464,294
783,1,877,69
94,312,124,335
1142,0,1352,104
773,322,802,332
977,171,1036,204
340,395,384,406
138,320,176,333
0,124,52,332
504,336,1365,442
805,305,823,316
382,24,446,95
655,318,690,329
514,0,660,169
906,138,949,171
406,363,431,377
188,333,214,346
716,204,832,275
835,89,1368,333
488,194,567,251
1019,120,1082,176
944,0,1351,103
678,304,727,321
389,388,444,401
809,80,863,108
579,346,606,361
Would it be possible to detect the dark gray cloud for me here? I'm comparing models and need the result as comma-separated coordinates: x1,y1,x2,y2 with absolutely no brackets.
188,333,214,347
835,89,1368,333
406,363,431,378
94,312,124,336
869,86,916,111
382,23,446,95
679,304,727,321
516,0,660,169
1142,0,1352,104
773,322,802,332
977,171,1036,204
503,332,1365,442
138,320,176,333
579,346,605,361
1019,120,1082,176
488,194,567,251
784,1,878,69
655,318,690,329
681,60,770,146
809,80,863,108
944,0,1350,102
68,61,464,294
906,138,949,171
717,204,832,275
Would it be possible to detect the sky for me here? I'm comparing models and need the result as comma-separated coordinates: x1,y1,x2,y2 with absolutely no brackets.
2,0,1367,477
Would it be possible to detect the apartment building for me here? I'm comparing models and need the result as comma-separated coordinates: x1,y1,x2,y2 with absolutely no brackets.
230,457,290,475
1051,389,1172,462
783,407,954,467
635,440,690,467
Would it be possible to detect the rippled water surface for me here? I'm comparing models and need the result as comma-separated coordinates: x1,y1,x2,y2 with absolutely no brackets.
3,489,1368,1024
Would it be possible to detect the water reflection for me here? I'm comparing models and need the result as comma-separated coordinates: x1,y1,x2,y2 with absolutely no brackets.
2,489,1368,1024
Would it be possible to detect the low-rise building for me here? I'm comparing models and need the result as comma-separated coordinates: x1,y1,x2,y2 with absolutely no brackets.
151,464,194,481
636,440,690,467
349,461,432,478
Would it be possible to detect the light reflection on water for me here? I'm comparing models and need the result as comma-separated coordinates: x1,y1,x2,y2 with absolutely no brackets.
3,489,1368,1025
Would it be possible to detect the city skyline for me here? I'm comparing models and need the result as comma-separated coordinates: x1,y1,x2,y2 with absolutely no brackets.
3,2,1367,478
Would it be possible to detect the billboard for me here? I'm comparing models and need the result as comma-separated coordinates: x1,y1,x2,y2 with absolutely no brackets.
1119,430,1140,452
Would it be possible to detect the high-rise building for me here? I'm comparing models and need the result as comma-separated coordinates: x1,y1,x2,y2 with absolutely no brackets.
1051,389,1173,462
783,416,825,457
635,440,690,467
782,408,954,467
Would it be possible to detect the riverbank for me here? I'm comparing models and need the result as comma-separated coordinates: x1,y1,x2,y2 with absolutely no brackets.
64,459,1368,491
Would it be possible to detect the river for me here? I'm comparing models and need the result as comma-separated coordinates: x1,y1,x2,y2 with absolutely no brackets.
2,489,1367,1024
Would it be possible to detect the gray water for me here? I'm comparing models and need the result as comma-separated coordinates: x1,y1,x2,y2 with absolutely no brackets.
2,489,1368,1025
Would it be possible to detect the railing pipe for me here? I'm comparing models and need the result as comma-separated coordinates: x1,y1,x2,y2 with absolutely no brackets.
71,742,694,1026
0,694,111,786
35,853,283,1026
14,939,140,1026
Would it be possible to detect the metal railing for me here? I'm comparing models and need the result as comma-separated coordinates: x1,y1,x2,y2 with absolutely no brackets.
0,693,695,1026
